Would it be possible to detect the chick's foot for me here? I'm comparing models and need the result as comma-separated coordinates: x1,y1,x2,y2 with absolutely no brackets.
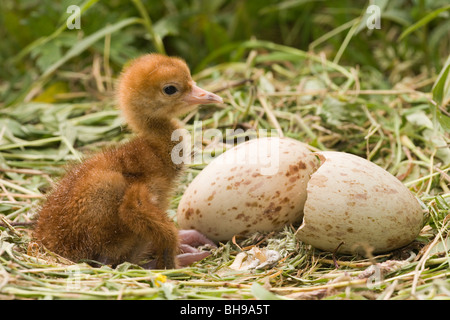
177,229,216,267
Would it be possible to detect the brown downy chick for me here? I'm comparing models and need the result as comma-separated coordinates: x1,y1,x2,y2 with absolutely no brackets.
34,54,222,269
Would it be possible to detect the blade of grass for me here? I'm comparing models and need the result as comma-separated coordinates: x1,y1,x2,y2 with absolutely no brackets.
131,0,166,54
0,137,63,151
333,17,361,65
399,5,450,41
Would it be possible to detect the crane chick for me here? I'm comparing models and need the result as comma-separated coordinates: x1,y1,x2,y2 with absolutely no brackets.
34,54,222,269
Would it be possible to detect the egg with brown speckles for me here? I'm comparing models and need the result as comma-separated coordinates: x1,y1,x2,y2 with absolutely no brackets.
177,137,319,242
296,151,424,254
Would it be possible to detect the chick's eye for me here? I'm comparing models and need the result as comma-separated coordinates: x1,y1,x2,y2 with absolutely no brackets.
163,85,178,95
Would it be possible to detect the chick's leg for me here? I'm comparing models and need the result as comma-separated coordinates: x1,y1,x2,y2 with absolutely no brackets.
118,183,179,269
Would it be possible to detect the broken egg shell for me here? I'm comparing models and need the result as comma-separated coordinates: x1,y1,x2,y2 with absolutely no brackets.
177,137,319,242
296,151,424,255
229,247,281,271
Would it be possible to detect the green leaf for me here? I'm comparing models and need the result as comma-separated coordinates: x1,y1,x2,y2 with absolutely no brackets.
251,283,285,300
432,54,450,131
429,237,450,256
153,16,181,39
432,54,450,105
436,110,450,132
406,110,434,129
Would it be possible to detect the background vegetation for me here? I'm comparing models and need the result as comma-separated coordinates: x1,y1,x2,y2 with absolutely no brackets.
0,0,449,300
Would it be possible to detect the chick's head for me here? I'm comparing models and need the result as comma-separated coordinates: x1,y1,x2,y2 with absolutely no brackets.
118,54,222,131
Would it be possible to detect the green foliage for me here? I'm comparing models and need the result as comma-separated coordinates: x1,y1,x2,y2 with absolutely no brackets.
1,0,450,106
0,0,449,300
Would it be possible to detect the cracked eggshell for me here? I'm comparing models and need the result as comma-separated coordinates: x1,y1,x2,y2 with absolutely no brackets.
177,137,319,242
296,151,423,254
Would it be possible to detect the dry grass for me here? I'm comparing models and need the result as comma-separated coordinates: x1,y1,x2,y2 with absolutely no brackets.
0,42,449,300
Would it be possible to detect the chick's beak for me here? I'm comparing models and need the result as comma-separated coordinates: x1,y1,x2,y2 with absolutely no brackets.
184,84,223,105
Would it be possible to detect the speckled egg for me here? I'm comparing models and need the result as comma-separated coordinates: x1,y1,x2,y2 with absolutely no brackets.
296,151,424,254
177,137,319,242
